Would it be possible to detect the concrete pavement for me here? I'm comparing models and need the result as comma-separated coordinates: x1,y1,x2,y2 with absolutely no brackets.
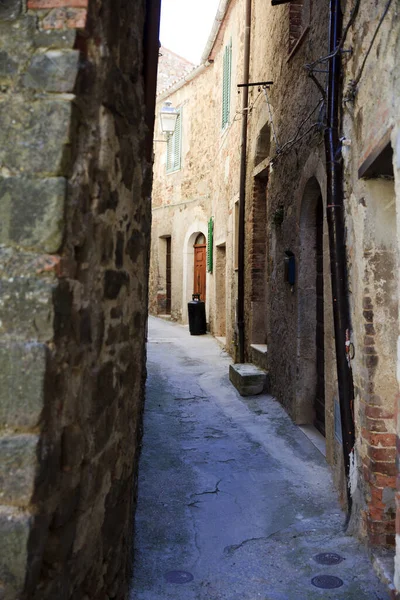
129,316,389,600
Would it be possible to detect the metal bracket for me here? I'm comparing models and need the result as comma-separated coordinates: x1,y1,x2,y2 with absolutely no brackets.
237,81,273,88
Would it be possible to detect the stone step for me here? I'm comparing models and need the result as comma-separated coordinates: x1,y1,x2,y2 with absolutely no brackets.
229,363,269,396
250,343,268,371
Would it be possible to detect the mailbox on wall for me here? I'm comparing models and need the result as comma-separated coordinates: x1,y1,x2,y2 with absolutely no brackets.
284,251,295,286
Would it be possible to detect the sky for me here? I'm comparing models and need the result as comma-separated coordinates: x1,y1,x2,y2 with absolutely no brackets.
160,0,221,65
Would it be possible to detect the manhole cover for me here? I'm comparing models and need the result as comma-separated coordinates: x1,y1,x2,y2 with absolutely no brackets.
164,570,194,584
313,552,344,565
311,575,344,589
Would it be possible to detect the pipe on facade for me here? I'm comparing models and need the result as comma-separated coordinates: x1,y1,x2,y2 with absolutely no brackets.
237,0,252,363
325,0,355,511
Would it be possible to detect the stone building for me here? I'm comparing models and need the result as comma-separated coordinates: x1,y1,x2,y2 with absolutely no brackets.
339,0,400,581
151,0,400,590
150,0,246,355
0,0,160,598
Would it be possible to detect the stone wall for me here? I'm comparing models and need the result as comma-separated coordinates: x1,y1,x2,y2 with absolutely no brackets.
340,0,400,552
0,1,154,598
243,1,347,495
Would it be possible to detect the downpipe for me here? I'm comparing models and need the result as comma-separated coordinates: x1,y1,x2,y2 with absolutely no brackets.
325,0,355,514
237,0,252,363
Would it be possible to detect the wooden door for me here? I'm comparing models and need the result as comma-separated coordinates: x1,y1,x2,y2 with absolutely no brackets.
314,197,325,436
193,243,206,301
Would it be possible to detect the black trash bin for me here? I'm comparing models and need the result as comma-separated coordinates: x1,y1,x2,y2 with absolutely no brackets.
188,294,206,335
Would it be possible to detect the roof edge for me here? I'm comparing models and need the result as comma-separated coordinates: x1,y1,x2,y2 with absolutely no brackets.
201,0,232,63
157,63,208,102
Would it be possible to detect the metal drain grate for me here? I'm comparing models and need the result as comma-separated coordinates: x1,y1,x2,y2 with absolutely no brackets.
313,552,344,565
164,570,194,584
311,575,344,589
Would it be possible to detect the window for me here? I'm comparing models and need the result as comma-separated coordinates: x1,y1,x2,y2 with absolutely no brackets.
222,40,232,129
166,109,182,173
289,0,310,54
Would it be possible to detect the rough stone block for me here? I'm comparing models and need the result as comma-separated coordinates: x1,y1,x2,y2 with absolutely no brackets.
0,177,66,252
0,0,22,20
0,276,55,341
33,29,76,48
229,363,267,396
0,18,36,61
0,341,46,429
23,50,80,92
104,270,129,300
0,434,39,506
0,96,72,176
0,51,18,81
28,0,88,6
61,424,85,470
0,507,31,596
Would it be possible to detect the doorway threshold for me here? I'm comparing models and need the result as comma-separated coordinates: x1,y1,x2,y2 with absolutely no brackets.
298,424,326,457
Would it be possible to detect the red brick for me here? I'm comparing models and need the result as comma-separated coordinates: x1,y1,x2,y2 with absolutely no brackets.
42,7,87,28
28,0,87,7
367,446,396,462
364,405,393,419
373,473,396,489
364,323,376,335
367,519,395,534
369,485,383,503
369,533,387,547
369,506,385,521
363,457,397,476
365,417,388,433
369,433,397,447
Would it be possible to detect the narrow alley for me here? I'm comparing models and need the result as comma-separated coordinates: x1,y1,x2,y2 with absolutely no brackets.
130,317,389,600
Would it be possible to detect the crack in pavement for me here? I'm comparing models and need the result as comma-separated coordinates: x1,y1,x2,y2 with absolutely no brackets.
193,479,222,497
224,523,296,556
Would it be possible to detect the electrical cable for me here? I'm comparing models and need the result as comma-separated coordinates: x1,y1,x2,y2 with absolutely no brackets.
345,0,394,101
305,0,361,72
267,97,324,161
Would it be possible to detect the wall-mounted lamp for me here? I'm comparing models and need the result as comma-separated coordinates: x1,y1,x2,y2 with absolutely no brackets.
159,100,179,135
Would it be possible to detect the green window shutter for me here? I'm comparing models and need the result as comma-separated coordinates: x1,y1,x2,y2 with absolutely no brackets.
207,217,213,273
166,109,182,173
222,40,232,129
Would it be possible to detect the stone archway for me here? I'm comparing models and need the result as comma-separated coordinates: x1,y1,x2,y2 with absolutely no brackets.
182,222,208,323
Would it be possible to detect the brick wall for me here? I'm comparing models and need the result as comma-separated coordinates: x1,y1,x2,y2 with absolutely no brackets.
360,290,396,546
249,176,267,304
0,0,155,598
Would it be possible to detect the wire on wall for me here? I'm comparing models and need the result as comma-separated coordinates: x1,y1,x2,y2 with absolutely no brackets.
305,0,361,73
344,0,394,101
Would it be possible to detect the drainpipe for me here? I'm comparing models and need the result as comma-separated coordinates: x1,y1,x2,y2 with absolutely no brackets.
237,0,252,363
325,0,355,512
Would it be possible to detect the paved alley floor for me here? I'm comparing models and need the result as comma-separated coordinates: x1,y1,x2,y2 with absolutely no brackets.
130,316,390,600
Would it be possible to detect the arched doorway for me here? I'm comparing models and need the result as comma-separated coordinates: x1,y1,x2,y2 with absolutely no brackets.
297,177,325,434
193,232,206,301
